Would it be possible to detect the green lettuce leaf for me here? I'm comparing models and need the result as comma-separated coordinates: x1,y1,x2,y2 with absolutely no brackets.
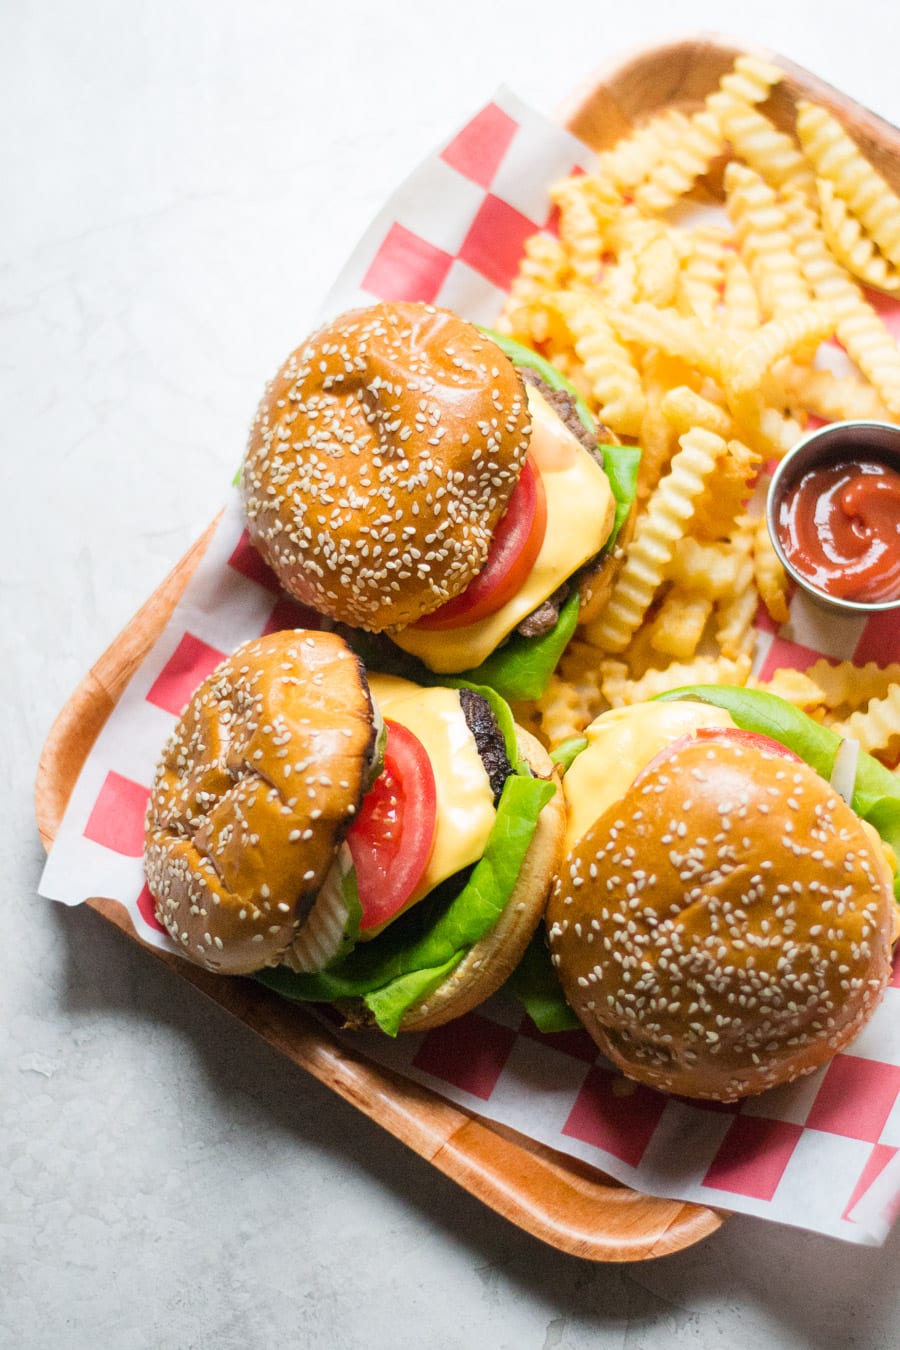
601,443,641,550
459,590,581,703
481,328,640,542
550,735,588,772
479,328,595,432
362,953,466,1033
504,929,581,1033
327,639,530,757
342,585,578,704
256,772,557,1034
657,685,900,900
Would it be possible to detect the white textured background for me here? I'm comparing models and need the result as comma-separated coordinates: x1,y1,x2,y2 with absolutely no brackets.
6,2,900,1346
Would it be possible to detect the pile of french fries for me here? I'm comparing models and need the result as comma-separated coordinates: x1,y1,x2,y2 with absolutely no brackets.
497,53,900,771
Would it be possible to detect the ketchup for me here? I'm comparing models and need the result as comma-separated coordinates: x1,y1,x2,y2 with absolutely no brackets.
777,456,900,603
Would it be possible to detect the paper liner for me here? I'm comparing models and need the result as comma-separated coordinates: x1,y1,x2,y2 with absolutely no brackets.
39,88,900,1245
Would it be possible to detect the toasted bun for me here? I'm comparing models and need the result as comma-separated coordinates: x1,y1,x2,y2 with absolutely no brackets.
547,735,896,1101
396,729,565,1031
241,302,532,632
144,630,374,975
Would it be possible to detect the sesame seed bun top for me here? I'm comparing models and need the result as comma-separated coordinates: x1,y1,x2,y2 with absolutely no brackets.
144,630,374,975
547,736,897,1102
241,302,532,631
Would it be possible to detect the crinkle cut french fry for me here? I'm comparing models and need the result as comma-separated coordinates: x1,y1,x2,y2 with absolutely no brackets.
565,170,625,230
597,109,696,196
795,100,900,270
756,406,806,460
782,188,900,417
633,231,681,307
603,211,681,306
816,177,900,294
710,98,816,202
660,384,734,439
649,587,713,660
537,636,613,745
833,682,900,758
632,109,725,215
714,52,785,108
606,301,736,384
598,251,639,307
722,251,761,335
496,232,569,338
667,536,741,599
689,439,761,541
585,427,725,653
600,654,753,707
804,659,900,709
537,672,596,748
543,345,594,404
619,622,667,680
724,161,812,318
749,668,828,708
551,178,605,284
637,350,695,500
551,290,645,436
714,549,758,661
507,699,544,744
725,304,837,429
752,512,791,625
637,382,676,501
779,360,890,422
677,227,729,323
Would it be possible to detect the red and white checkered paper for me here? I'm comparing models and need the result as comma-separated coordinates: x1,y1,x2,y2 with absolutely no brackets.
39,88,900,1246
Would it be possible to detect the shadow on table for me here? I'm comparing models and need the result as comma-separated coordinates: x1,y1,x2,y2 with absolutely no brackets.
46,897,900,1349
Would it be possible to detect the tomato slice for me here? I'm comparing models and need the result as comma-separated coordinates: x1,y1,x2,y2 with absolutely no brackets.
413,457,548,631
637,725,802,782
346,719,437,933
692,727,802,760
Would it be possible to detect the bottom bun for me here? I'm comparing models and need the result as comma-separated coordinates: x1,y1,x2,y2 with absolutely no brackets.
342,728,565,1033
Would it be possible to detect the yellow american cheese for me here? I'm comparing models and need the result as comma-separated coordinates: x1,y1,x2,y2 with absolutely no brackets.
563,702,736,852
390,386,616,672
366,675,497,921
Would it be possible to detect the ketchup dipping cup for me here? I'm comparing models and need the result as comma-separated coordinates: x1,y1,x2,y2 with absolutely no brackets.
766,419,900,615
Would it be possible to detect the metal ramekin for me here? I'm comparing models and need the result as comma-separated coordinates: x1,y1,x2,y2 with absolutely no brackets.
766,419,900,616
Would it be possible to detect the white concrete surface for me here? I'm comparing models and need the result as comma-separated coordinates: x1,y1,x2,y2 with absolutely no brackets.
5,1,900,1346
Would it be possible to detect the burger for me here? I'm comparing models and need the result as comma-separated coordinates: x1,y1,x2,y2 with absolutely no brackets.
144,628,565,1035
239,302,639,702
545,686,900,1102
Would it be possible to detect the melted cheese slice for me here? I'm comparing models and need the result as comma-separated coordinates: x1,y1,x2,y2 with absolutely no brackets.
366,675,497,923
563,702,736,852
391,386,616,673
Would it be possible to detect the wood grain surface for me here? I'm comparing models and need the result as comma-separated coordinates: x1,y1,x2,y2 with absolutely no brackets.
39,31,895,1261
561,33,900,191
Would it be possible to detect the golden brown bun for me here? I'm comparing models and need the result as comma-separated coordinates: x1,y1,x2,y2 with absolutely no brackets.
241,302,532,632
547,737,896,1101
144,631,374,975
340,729,566,1033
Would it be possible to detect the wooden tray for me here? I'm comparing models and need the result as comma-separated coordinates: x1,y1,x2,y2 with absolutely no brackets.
562,32,900,187
37,35,899,1262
